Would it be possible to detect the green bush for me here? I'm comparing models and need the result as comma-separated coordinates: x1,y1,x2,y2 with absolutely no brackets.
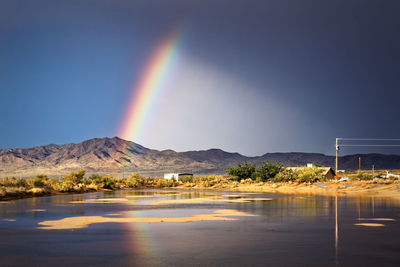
123,177,144,188
52,181,75,192
254,162,285,181
155,178,176,187
0,177,27,187
26,174,50,188
119,173,145,188
296,167,325,183
349,172,374,181
62,170,86,184
226,162,257,179
88,174,102,183
228,176,240,182
273,168,298,182
87,175,118,189
227,162,284,181
179,176,193,183
0,186,6,197
100,176,117,189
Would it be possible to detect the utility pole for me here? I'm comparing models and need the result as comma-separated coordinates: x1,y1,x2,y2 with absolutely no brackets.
335,138,339,179
358,157,362,171
334,138,400,179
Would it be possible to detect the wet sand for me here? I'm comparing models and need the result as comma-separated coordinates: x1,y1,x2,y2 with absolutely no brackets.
359,218,396,221
37,209,257,230
2,218,16,222
30,209,46,212
152,197,273,205
125,195,156,198
355,223,385,227
65,194,273,206
69,198,131,204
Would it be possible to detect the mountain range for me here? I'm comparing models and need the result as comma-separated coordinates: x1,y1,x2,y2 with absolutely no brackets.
1,137,400,178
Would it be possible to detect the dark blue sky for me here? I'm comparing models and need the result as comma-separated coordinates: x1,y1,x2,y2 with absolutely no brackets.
1,0,400,156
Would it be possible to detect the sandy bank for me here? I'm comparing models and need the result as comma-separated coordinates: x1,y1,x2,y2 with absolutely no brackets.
176,181,400,199
2,181,400,203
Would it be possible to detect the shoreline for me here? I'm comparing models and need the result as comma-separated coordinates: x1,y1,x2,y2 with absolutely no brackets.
0,187,149,202
175,181,400,199
1,181,400,202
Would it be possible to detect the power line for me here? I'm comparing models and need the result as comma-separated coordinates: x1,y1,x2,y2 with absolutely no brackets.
335,138,400,177
340,145,400,147
337,138,400,141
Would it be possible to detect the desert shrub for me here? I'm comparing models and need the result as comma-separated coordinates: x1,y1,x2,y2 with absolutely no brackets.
349,173,374,181
120,173,145,188
192,176,228,186
26,174,50,188
35,174,49,180
143,178,156,187
226,163,257,180
87,174,118,189
129,173,142,179
1,186,27,196
192,176,213,183
0,186,6,197
88,174,102,183
179,176,193,183
296,167,325,183
46,178,60,189
62,170,86,184
254,162,285,181
155,178,176,187
52,181,75,192
240,178,254,184
228,176,241,182
123,177,144,188
176,175,230,187
0,177,27,187
100,176,118,189
273,168,299,182
142,177,174,187
26,178,44,188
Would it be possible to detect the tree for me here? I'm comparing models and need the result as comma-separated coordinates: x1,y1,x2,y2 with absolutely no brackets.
227,162,285,181
226,162,257,179
62,170,86,184
254,162,285,181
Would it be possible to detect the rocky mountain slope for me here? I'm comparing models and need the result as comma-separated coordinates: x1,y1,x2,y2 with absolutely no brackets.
1,137,400,177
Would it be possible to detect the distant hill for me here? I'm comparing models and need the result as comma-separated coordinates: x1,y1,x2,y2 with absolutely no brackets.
1,137,400,178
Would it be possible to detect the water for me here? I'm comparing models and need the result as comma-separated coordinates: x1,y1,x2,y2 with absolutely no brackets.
1,190,399,266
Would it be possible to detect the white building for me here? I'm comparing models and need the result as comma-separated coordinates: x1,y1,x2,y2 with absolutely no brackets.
164,173,193,180
164,173,179,179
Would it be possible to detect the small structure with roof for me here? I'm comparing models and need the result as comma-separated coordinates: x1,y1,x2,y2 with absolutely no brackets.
164,173,193,180
289,164,336,180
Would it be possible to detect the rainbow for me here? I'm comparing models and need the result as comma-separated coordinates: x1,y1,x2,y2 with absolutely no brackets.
118,25,184,142
124,209,160,265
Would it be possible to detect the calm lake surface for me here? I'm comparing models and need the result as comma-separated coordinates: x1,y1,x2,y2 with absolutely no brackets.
1,190,400,266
